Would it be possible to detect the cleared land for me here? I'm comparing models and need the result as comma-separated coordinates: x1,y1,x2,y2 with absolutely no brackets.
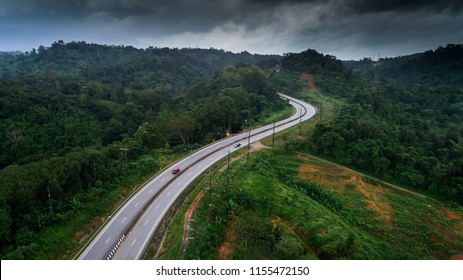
157,148,463,260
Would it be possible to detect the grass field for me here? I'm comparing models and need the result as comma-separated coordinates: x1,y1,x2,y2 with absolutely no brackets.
156,148,463,260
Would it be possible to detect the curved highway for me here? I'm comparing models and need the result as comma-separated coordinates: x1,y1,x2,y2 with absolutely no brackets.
78,93,316,260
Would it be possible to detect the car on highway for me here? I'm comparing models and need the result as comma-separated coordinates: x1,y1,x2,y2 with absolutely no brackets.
172,168,180,175
234,143,241,148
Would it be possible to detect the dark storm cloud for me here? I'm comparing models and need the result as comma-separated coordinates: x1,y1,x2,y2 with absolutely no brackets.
1,0,463,59
2,0,462,20
348,0,463,14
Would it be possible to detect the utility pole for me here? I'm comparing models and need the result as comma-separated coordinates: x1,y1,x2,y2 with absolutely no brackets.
120,146,129,164
206,168,213,222
47,185,53,215
227,150,230,188
272,114,276,149
299,108,302,134
187,217,196,259
93,160,97,181
247,129,251,163
319,98,323,122
209,167,212,205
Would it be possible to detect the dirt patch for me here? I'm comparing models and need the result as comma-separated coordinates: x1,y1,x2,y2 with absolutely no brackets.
296,154,310,161
271,215,313,251
439,208,463,220
175,189,205,259
346,175,394,224
296,153,427,200
250,141,268,152
218,218,237,260
436,207,463,236
450,254,463,260
300,73,318,92
174,142,267,259
297,158,395,224
431,222,463,246
425,206,463,258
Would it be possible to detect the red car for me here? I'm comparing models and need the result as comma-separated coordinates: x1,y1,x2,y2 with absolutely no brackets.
172,168,180,175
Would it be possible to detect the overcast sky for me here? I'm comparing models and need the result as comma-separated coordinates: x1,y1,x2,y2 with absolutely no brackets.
1,0,462,60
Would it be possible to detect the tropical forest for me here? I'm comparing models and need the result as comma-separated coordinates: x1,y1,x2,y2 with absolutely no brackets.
0,41,462,260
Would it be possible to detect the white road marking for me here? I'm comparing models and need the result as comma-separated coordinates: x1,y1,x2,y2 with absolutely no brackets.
148,189,153,194
188,172,192,176
167,192,171,197
135,202,140,207
131,240,136,247
144,220,149,226
156,205,160,210
105,237,111,244
161,178,165,183
121,218,126,224
198,164,202,168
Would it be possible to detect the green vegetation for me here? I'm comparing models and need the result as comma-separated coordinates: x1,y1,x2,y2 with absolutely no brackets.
2,41,462,260
158,46,463,260
0,41,285,259
282,46,463,206
163,148,463,260
344,44,463,87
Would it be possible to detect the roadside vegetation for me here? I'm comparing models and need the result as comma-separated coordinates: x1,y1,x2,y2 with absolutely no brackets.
171,147,463,260
158,46,463,259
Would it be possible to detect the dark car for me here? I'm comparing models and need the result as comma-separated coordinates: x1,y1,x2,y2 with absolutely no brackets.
172,168,180,175
234,143,241,148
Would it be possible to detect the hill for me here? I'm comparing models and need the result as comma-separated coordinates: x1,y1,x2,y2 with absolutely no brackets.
156,51,463,259
278,47,463,206
0,41,285,259
159,148,463,260
343,44,463,87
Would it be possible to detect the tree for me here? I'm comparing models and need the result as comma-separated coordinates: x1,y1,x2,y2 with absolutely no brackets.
168,113,200,145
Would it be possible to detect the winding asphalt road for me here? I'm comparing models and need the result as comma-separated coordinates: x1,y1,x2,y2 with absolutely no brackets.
77,93,316,260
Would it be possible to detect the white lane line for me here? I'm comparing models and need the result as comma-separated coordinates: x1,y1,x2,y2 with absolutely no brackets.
167,192,171,197
131,240,136,247
188,172,192,176
144,220,149,226
156,205,160,210
135,202,140,207
177,182,181,186
148,189,153,194
161,178,165,183
198,164,202,168
105,237,111,244
121,218,126,224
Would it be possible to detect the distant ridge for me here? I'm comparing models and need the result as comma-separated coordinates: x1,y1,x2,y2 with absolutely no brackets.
343,44,463,87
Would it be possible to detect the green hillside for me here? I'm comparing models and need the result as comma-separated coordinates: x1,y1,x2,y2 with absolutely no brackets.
156,46,463,260
0,42,285,259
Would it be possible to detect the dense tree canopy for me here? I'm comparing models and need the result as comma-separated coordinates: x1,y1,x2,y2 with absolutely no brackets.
0,42,284,258
283,46,463,205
